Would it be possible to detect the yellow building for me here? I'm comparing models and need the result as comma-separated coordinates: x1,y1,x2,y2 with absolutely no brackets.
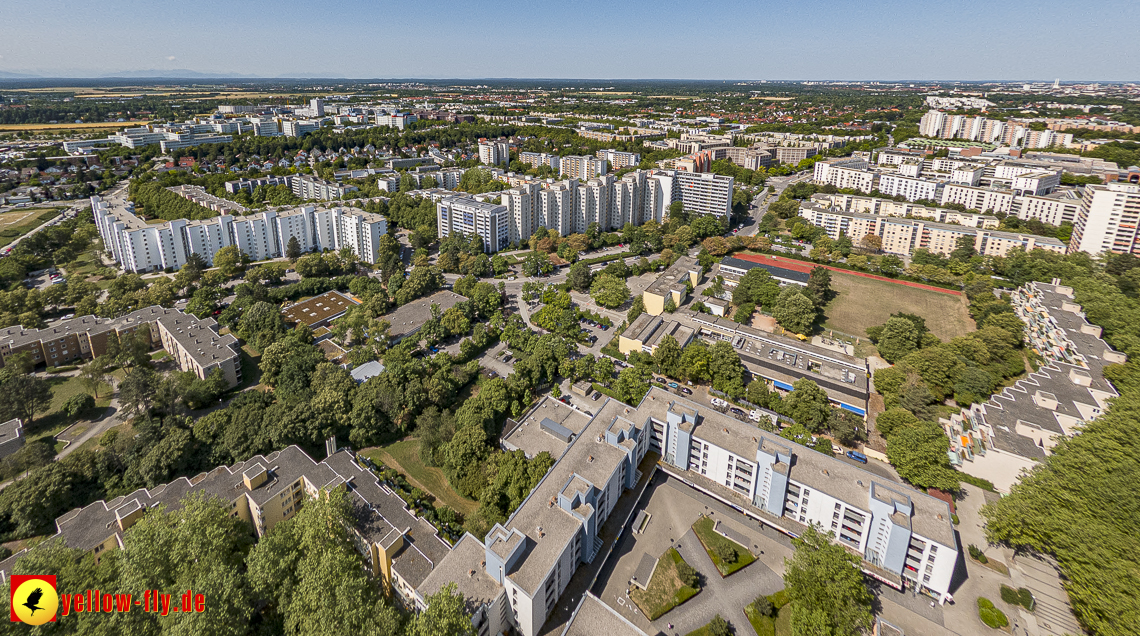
642,256,701,316
618,313,695,356
0,446,452,609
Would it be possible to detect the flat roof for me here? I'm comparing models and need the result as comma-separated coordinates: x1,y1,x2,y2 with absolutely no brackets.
385,290,466,340
282,290,360,327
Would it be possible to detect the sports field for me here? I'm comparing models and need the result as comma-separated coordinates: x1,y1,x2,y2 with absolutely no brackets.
0,208,59,247
822,272,975,341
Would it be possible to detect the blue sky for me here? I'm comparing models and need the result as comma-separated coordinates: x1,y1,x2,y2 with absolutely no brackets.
1,0,1136,80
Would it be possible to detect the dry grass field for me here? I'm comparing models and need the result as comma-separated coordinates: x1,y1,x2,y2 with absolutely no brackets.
822,272,975,341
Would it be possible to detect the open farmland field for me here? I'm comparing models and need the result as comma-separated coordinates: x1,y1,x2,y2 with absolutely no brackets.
822,272,975,341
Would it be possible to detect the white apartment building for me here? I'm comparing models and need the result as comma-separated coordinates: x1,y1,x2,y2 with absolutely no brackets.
281,120,319,137
376,113,417,130
292,174,358,201
877,174,942,202
813,158,871,190
437,197,510,253
1010,172,1061,196
674,170,733,219
479,141,511,167
91,196,386,271
596,149,641,170
799,204,1066,258
939,184,1018,214
1016,190,1082,226
1069,182,1140,255
519,152,560,171
251,119,280,137
560,155,608,181
504,183,540,246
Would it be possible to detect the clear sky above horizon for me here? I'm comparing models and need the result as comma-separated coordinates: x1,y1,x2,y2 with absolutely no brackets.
1,0,1137,80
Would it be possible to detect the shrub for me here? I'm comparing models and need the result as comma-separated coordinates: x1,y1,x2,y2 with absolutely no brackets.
676,560,699,588
62,393,96,418
1001,585,1035,610
968,544,988,563
749,595,773,618
714,542,738,565
977,597,1009,629
708,614,730,636
99,429,118,446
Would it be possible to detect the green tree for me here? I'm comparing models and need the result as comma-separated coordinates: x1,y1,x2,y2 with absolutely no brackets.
876,317,920,363
0,365,52,425
247,488,400,636
653,335,683,378
285,235,303,260
874,407,918,438
567,261,593,292
784,379,831,432
407,582,476,636
886,421,960,491
784,525,874,636
590,273,630,309
627,294,645,323
212,245,246,278
733,302,756,324
772,287,817,334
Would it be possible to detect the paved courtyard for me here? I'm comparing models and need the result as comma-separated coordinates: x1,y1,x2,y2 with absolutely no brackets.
593,474,790,636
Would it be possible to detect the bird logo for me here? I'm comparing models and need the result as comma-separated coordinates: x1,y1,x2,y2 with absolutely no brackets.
10,575,58,625
22,588,43,615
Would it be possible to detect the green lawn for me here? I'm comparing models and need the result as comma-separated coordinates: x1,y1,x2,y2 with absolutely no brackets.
821,272,975,341
65,249,104,279
26,374,113,445
0,209,58,248
692,515,757,577
630,547,701,620
362,439,478,517
745,590,791,636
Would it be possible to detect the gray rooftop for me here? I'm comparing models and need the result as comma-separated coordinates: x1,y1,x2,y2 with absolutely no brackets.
501,397,593,459
639,387,956,547
417,533,503,610
645,255,699,297
562,592,648,636
386,290,466,340
2,447,452,591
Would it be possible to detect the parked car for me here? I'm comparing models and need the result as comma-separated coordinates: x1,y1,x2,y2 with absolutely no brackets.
667,382,679,389
680,387,692,395
654,377,666,384
749,410,762,422
846,450,868,464
730,407,745,416
710,397,725,407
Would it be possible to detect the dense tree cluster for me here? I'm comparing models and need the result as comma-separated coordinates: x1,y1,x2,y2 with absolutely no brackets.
0,488,470,636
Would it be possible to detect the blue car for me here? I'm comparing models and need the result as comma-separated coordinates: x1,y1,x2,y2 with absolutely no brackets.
846,450,868,464
667,382,679,389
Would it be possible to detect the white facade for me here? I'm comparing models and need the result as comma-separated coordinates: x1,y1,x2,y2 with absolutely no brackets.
437,197,510,253
281,120,319,137
560,155,608,180
878,174,941,202
1069,182,1140,255
91,196,385,271
479,141,510,167
939,184,1017,214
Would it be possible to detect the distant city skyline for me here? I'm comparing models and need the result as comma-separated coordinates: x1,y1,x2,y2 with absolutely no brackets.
1,0,1138,81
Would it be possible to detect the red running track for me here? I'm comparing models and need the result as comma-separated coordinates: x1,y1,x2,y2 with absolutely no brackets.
731,253,962,296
